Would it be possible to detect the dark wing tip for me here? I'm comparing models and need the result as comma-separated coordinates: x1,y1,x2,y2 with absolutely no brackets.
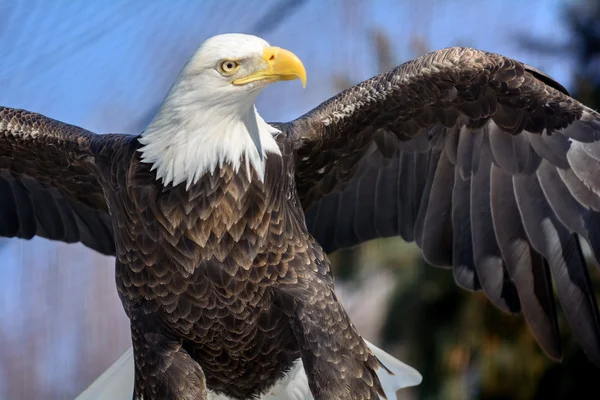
523,64,571,96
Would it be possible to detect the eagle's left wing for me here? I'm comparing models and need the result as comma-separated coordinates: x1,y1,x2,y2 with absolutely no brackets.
0,106,116,255
288,47,600,367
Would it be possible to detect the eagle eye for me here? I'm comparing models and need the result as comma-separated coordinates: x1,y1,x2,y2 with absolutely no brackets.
218,60,240,75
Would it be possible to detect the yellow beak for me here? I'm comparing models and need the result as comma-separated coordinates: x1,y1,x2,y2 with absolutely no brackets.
233,46,307,88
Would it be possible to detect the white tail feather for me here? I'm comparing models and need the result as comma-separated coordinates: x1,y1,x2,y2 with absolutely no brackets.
75,341,421,400
364,339,423,397
75,348,134,400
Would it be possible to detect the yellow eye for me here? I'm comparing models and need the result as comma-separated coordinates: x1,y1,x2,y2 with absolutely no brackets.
218,60,240,75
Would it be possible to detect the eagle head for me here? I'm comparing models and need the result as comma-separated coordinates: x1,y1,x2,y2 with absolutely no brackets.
139,34,306,188
188,33,306,96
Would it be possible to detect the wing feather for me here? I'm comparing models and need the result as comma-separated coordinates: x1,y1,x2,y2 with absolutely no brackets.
568,141,600,197
537,160,600,261
525,131,570,169
470,144,521,313
558,167,600,211
456,126,483,179
413,146,443,249
350,165,379,243
399,150,430,242
374,154,399,237
0,173,23,236
420,148,454,267
490,163,560,358
451,164,480,291
513,173,600,364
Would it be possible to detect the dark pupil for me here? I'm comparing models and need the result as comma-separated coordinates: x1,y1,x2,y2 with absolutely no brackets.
226,62,233,69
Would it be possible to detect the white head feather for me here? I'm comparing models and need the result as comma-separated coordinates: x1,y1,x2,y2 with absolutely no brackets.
138,33,283,188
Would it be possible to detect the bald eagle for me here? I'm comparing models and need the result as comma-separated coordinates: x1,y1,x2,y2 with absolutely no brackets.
2,33,600,399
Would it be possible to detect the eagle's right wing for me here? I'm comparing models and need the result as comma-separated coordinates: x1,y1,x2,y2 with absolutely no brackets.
290,47,600,366
0,106,118,255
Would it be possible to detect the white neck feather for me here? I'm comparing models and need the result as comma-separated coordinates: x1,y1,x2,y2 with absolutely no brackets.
138,80,281,189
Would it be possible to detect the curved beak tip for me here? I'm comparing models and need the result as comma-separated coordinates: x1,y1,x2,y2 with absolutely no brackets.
263,46,307,88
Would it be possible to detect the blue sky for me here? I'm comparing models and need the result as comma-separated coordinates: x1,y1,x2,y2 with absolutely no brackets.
0,0,577,397
0,0,574,131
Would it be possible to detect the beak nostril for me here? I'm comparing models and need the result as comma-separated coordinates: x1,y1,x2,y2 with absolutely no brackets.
269,54,275,61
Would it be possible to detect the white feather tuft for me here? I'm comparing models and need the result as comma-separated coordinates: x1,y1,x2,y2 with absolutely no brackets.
138,103,281,188
365,339,423,396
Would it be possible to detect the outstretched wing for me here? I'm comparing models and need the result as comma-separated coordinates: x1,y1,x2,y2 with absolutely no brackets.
0,106,116,255
289,47,600,365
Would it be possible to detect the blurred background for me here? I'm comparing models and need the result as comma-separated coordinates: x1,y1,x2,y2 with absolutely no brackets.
1,0,599,399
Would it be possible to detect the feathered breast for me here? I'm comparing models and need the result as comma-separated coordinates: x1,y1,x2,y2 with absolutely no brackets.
103,139,315,397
